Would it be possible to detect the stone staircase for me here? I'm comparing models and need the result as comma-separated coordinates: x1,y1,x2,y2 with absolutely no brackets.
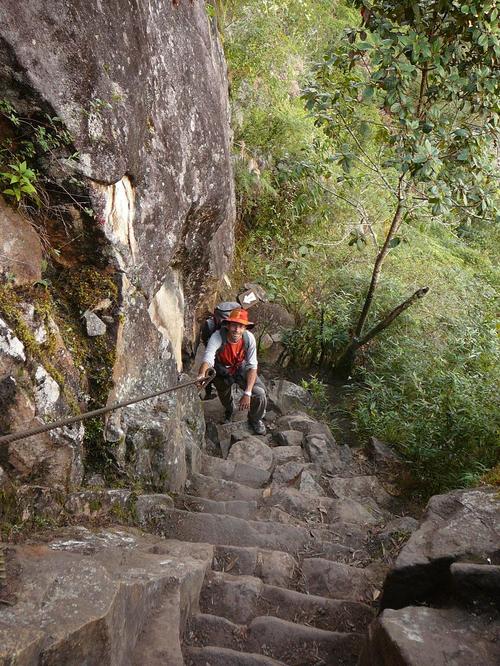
135,401,408,666
2,386,498,664
0,388,416,665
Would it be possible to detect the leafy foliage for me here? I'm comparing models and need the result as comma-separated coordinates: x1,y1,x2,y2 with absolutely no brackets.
355,306,499,495
0,160,38,202
226,0,499,496
303,0,499,226
298,0,500,373
0,99,83,212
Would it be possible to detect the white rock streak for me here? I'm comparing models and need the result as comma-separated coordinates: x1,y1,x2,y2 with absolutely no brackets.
96,175,138,265
0,316,26,361
148,272,185,372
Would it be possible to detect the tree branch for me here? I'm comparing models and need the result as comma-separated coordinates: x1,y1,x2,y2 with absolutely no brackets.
357,287,430,347
333,286,429,376
416,65,429,119
334,109,399,197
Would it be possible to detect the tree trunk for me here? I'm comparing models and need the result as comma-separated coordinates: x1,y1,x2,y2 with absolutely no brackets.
354,194,405,338
334,287,429,377
351,66,426,341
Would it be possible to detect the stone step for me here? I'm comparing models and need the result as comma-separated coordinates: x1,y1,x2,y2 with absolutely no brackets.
271,445,305,465
201,453,271,488
227,437,275,472
186,473,263,502
212,545,386,605
178,484,376,544
207,420,268,453
247,616,362,666
175,494,259,521
176,487,379,553
187,614,361,666
199,571,374,632
141,506,357,562
302,557,387,604
213,545,298,588
328,474,396,511
264,487,385,528
0,528,212,666
184,645,285,665
358,605,500,666
186,614,251,653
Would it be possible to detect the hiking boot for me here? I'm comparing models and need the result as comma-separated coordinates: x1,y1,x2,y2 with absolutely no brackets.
249,419,266,436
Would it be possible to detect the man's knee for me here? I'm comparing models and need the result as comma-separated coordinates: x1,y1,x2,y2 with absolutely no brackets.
251,385,266,399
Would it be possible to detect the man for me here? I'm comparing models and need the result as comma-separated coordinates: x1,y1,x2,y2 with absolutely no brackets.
197,308,267,436
199,301,239,400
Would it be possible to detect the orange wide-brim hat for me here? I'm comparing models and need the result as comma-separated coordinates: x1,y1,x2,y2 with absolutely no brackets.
225,308,254,327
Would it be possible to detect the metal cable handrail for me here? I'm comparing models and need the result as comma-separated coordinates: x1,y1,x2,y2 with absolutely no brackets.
0,368,215,446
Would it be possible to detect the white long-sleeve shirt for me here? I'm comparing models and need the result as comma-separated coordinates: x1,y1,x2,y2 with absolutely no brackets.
202,330,258,370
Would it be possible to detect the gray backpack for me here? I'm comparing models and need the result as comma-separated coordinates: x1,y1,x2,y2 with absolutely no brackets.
201,301,240,344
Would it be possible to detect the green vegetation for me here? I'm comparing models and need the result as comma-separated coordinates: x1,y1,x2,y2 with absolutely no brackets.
0,160,38,203
303,0,499,374
0,97,95,252
0,99,76,209
52,266,119,478
0,266,119,419
0,488,21,540
223,0,499,497
0,99,121,477
299,374,340,436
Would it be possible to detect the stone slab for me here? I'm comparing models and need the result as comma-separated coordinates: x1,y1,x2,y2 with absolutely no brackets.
228,437,274,472
266,379,312,415
302,557,379,603
451,562,500,609
0,528,212,665
359,606,500,666
274,430,304,447
303,434,351,474
381,486,500,609
272,446,304,465
328,475,394,510
275,412,335,444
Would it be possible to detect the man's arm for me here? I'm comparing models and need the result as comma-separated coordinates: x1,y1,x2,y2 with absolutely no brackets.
245,368,257,393
197,331,222,379
197,361,210,381
239,367,257,411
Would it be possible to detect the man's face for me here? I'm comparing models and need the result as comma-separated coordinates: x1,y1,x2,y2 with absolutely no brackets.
227,321,246,342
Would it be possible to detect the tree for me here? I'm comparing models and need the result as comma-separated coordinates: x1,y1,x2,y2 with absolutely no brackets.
302,0,499,376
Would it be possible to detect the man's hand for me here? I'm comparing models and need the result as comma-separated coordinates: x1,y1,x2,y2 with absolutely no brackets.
196,362,210,388
239,394,251,411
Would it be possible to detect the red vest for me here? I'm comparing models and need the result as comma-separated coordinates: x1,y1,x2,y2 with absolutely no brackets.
217,338,246,375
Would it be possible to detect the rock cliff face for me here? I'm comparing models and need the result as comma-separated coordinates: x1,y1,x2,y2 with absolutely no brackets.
0,0,235,491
